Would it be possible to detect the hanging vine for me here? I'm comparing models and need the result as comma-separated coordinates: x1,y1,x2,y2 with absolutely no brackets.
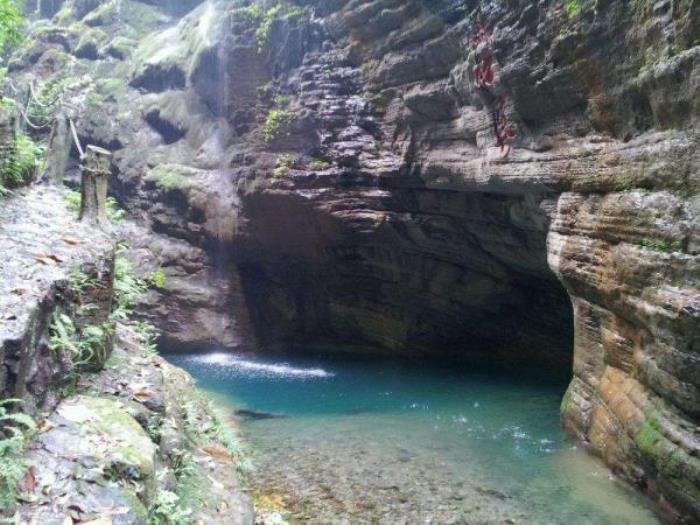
469,21,516,158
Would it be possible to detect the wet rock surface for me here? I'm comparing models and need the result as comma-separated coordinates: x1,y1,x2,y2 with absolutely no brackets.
14,324,254,524
0,186,114,415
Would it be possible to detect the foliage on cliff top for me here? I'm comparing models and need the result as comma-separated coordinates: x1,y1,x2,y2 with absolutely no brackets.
231,1,302,52
0,0,23,59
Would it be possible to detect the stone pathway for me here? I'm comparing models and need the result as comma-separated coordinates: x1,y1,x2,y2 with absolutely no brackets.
0,185,113,412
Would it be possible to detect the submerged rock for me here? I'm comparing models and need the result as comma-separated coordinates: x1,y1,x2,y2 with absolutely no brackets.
235,408,286,420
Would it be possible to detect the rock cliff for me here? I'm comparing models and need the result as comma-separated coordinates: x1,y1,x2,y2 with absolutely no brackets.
7,0,699,521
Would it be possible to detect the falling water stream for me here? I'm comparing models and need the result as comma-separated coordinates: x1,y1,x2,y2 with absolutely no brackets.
165,350,663,524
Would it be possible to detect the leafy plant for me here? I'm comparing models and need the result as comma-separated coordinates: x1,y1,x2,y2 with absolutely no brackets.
147,268,166,289
637,237,682,253
131,320,160,357
0,132,44,194
0,0,24,58
263,109,295,143
273,153,296,178
149,488,191,525
231,2,302,52
0,398,36,508
49,311,110,367
111,255,148,321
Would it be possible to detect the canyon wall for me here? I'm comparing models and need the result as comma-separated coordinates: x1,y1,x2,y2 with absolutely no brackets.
8,0,699,521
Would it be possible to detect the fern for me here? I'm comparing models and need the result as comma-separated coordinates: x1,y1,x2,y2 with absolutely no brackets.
0,399,35,508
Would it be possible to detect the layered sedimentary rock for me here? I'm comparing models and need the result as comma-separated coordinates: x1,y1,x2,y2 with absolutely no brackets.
8,0,699,521
230,0,700,519
0,186,114,415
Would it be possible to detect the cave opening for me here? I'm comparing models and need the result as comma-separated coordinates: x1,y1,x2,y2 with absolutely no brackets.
234,189,576,382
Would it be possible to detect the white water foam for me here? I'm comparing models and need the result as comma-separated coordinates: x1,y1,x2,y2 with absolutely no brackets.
188,352,334,379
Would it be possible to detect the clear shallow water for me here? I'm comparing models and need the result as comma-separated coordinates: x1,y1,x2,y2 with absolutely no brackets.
165,351,663,525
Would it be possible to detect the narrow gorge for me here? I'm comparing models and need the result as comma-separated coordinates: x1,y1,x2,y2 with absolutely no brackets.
0,0,698,523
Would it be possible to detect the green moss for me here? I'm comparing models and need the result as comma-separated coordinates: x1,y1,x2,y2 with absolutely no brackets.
273,153,297,178
637,237,682,253
309,159,331,171
231,2,303,53
146,165,190,190
635,418,663,458
75,27,108,58
95,77,126,102
263,109,296,143
104,36,137,59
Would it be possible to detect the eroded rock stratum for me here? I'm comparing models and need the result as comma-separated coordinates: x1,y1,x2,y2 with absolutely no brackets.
7,0,698,521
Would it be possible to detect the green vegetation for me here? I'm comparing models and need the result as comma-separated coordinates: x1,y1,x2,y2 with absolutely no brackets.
563,0,598,19
50,249,161,371
0,132,45,195
0,399,36,508
0,0,24,58
147,268,166,289
273,153,296,178
263,109,295,143
63,188,126,223
309,159,331,171
146,165,189,190
49,311,111,367
231,1,302,53
131,319,160,358
112,255,149,320
613,176,636,192
637,237,682,253
149,488,191,525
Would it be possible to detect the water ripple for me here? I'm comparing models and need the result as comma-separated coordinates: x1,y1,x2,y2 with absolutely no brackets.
187,352,335,379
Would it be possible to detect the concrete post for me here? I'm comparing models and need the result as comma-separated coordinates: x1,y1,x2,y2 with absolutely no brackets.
79,145,112,224
46,114,71,183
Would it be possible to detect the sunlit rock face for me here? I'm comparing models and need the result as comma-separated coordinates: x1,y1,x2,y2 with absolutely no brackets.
9,0,699,520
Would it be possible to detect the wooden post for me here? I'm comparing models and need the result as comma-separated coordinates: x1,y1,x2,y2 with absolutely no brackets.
79,145,112,224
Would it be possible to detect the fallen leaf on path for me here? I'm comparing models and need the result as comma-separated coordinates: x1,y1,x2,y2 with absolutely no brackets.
38,420,55,433
22,466,37,494
202,446,231,462
35,255,57,266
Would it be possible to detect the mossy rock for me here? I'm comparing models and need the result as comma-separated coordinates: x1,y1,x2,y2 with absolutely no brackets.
633,417,700,502
94,77,127,103
83,0,119,27
74,27,108,60
103,35,138,60
145,164,196,191
55,395,158,504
